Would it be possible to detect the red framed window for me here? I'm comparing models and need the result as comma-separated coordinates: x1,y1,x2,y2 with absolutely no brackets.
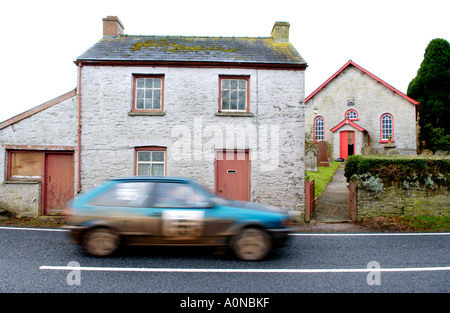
380,113,394,142
135,146,167,176
314,116,325,142
132,75,164,112
345,109,358,120
219,76,250,113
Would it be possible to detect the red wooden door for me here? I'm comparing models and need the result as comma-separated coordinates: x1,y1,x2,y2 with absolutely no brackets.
215,150,250,201
44,153,74,215
340,131,349,159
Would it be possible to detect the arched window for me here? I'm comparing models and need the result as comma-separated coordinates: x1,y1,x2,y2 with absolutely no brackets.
380,113,394,142
345,109,358,120
314,116,325,141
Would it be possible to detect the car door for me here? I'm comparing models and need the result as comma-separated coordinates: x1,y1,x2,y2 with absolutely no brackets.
145,181,226,244
88,181,157,239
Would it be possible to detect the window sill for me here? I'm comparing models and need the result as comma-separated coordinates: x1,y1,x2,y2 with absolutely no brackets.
129,111,166,116
215,112,254,117
379,140,395,143
4,180,40,185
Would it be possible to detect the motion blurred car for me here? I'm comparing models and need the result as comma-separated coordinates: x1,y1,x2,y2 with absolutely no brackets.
64,177,294,261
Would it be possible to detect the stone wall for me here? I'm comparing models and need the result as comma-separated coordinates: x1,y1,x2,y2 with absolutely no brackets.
356,186,449,218
0,182,40,217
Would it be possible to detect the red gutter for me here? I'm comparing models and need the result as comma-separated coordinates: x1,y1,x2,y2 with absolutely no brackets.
74,60,307,71
77,64,82,193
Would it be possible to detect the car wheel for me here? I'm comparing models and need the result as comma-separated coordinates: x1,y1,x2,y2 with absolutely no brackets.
233,228,272,261
84,227,119,257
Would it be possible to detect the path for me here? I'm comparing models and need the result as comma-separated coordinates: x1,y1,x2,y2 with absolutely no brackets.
312,163,351,222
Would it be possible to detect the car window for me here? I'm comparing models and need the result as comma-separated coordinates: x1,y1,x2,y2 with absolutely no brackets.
90,182,156,207
153,182,210,208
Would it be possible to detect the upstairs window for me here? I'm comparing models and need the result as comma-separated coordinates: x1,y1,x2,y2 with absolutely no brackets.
219,76,249,112
345,109,358,120
133,75,164,112
314,116,325,141
380,113,394,142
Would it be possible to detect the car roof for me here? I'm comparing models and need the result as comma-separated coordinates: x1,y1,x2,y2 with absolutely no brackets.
109,176,194,183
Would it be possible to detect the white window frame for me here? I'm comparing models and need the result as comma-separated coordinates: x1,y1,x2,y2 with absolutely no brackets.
220,76,249,112
136,148,166,176
314,116,325,141
133,75,164,112
381,114,393,142
346,110,358,120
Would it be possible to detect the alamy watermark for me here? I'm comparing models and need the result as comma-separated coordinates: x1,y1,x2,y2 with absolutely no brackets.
170,117,281,171
366,261,381,286
66,261,81,286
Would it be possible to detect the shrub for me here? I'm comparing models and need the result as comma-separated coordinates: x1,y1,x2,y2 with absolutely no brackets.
345,155,450,189
361,174,384,195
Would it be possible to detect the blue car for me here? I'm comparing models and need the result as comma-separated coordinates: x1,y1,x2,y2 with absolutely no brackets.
64,177,294,261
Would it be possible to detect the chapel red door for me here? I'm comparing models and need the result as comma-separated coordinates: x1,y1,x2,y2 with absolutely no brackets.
340,131,349,159
340,131,355,159
215,150,250,201
44,153,74,215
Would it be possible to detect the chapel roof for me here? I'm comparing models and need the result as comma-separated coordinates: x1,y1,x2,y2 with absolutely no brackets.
305,60,419,105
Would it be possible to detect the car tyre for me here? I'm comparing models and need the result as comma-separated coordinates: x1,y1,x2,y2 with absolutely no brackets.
84,227,120,257
233,228,272,261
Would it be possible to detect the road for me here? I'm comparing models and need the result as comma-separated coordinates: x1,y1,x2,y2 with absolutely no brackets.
0,226,449,297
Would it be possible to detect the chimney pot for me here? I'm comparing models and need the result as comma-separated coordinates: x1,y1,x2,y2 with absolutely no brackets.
271,22,290,43
102,16,124,38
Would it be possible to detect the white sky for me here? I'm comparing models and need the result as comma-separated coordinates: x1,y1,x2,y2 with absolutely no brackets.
0,0,449,122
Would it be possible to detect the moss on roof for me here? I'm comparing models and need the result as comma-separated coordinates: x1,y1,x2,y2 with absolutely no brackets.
76,35,307,66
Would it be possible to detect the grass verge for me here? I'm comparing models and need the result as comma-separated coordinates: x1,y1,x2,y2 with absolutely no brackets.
0,217,64,228
357,216,450,232
305,161,341,198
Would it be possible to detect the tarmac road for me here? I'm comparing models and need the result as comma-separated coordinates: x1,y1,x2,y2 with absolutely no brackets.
0,226,449,296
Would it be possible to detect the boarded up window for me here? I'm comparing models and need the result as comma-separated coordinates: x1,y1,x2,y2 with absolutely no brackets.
10,152,43,180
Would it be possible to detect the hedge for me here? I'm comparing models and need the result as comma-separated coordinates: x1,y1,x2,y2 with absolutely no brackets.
344,155,450,188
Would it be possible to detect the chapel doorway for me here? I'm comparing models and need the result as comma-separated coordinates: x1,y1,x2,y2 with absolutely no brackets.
339,131,355,159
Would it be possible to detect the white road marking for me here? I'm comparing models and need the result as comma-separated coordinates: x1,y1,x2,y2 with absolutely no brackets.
0,226,67,232
39,265,450,274
290,232,450,236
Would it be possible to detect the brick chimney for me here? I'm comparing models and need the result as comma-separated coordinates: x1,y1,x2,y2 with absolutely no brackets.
102,16,124,37
271,22,290,43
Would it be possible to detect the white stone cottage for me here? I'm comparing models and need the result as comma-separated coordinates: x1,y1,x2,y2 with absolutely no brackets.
0,17,307,217
305,60,419,160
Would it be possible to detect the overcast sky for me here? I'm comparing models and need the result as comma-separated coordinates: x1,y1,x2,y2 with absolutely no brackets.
0,0,448,122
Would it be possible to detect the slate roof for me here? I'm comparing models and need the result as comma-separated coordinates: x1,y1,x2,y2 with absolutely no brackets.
76,35,306,67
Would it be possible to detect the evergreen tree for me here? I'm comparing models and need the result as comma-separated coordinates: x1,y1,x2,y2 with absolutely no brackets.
407,38,450,152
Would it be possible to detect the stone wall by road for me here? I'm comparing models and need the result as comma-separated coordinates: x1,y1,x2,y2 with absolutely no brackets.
356,186,449,218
